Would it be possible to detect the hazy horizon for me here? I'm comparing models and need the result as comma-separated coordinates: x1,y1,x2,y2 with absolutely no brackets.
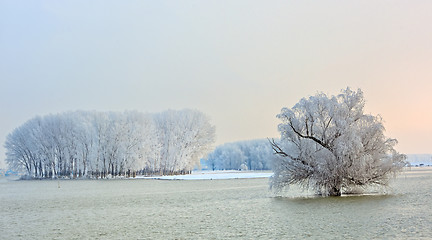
1,1,431,168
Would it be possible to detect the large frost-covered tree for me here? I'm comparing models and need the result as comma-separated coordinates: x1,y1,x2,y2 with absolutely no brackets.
270,88,407,196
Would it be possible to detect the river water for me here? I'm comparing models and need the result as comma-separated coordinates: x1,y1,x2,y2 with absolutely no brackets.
1,168,431,239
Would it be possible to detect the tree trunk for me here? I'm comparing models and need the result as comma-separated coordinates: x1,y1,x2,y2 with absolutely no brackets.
329,186,341,196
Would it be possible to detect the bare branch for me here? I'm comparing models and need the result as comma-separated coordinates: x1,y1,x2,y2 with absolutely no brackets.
268,138,288,157
288,120,332,151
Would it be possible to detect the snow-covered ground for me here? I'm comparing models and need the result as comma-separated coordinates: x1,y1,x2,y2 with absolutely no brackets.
136,170,273,180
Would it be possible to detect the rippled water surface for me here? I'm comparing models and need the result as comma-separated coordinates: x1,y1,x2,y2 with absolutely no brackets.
1,168,431,239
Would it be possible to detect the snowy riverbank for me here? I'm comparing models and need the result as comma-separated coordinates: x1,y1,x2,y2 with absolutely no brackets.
4,167,430,181
136,167,432,181
136,170,273,180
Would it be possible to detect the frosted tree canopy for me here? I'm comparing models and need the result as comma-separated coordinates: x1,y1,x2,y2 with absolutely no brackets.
270,88,407,196
205,139,273,171
4,109,215,179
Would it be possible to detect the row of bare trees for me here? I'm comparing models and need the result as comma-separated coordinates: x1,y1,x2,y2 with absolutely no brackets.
4,109,215,179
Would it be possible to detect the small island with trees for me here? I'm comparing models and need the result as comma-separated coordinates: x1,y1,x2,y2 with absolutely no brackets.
4,109,215,179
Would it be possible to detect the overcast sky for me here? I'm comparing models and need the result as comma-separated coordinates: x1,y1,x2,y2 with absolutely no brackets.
1,1,431,168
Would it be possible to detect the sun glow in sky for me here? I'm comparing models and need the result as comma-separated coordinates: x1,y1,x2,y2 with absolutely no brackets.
1,1,431,167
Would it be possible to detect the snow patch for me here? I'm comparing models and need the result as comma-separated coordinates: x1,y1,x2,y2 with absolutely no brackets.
136,171,273,180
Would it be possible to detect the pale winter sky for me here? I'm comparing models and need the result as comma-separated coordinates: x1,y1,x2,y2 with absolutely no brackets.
1,1,431,168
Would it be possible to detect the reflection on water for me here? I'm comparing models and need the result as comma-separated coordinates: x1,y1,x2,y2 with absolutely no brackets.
1,168,431,239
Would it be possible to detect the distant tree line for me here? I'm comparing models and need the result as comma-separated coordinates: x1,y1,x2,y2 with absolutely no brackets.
205,139,274,171
4,109,215,179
